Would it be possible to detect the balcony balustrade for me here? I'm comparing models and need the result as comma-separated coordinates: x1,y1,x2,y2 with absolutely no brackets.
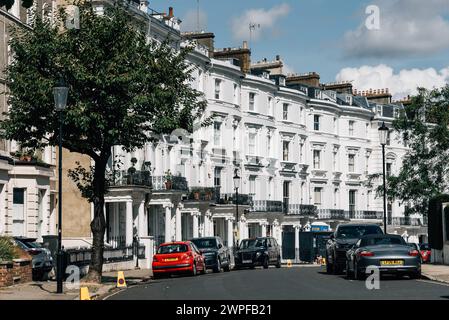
390,216,427,226
110,170,152,187
250,200,284,212
287,204,318,216
151,175,188,191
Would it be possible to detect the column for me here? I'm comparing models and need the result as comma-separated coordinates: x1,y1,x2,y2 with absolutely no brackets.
175,205,182,241
138,200,146,238
227,218,234,249
164,203,172,243
114,203,120,246
125,200,133,245
192,212,199,238
261,222,267,237
294,224,300,263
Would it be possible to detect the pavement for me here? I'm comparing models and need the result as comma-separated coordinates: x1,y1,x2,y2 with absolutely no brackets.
107,265,449,300
422,263,449,284
0,268,152,300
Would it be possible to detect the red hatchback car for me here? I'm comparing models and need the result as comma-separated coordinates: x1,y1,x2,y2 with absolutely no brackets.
419,243,431,263
152,241,206,279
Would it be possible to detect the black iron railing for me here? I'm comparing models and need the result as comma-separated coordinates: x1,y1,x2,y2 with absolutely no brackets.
250,200,284,212
287,204,318,216
110,170,152,187
64,244,146,268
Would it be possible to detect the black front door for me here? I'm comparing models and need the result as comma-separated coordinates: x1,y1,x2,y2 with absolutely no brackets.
299,232,314,262
282,226,295,259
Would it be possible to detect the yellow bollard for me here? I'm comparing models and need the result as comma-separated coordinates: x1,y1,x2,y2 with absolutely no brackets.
287,259,292,268
321,257,326,266
80,287,91,300
116,271,127,288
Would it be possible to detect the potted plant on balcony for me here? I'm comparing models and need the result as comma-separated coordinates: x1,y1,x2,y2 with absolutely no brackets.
164,170,172,190
191,187,201,200
127,167,136,184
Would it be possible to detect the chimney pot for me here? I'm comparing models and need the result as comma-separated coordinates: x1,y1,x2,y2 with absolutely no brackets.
169,7,174,18
243,41,248,49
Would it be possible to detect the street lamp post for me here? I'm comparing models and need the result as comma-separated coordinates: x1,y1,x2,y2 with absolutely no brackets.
53,79,69,294
233,172,241,248
378,122,389,234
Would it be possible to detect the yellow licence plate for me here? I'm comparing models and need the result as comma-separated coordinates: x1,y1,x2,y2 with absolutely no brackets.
164,258,178,262
380,260,404,266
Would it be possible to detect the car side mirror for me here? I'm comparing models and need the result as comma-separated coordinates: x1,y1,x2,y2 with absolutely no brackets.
218,243,223,249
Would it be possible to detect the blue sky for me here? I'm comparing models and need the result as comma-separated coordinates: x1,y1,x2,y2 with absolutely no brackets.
151,0,449,100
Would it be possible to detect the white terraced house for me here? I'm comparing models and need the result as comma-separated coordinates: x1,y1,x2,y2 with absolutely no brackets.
13,1,422,265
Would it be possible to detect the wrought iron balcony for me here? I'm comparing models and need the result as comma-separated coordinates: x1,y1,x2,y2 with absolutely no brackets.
390,217,427,226
250,200,284,212
187,187,220,202
317,209,349,220
217,193,252,205
110,170,152,187
152,175,188,191
287,204,318,216
350,210,383,220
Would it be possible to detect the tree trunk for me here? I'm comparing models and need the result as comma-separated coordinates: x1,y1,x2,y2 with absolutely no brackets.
84,159,108,283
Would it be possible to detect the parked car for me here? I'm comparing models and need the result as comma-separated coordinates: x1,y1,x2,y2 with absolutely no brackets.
346,234,421,280
419,243,431,263
407,243,422,263
152,241,206,279
234,237,281,269
326,223,383,274
13,237,54,281
190,236,231,273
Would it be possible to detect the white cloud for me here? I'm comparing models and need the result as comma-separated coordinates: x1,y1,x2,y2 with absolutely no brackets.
336,64,449,100
343,0,449,58
230,4,291,42
181,9,208,32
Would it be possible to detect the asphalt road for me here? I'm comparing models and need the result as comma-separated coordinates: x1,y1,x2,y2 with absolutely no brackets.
107,266,449,300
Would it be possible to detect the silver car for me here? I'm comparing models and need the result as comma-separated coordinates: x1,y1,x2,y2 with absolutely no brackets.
13,237,54,280
345,234,421,280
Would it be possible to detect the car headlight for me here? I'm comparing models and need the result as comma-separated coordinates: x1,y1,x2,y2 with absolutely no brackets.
256,252,262,257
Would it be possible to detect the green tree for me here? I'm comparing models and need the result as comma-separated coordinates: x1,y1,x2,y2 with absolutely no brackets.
384,86,449,216
1,1,207,282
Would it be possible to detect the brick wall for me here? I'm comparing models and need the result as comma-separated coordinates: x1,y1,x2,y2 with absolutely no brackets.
0,259,32,288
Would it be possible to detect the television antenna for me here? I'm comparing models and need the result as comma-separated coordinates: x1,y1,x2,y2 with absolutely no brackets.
249,22,260,48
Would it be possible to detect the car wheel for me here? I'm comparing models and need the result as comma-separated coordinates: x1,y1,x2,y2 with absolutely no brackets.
213,258,222,273
326,255,333,274
345,261,352,279
263,256,269,269
223,258,231,272
332,257,342,275
276,257,281,268
354,262,364,280
410,271,421,279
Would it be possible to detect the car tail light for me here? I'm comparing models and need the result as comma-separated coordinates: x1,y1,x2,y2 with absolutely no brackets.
153,255,158,262
409,250,420,257
358,251,374,257
28,249,42,255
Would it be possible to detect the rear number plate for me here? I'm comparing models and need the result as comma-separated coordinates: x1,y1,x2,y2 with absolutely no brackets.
380,260,404,266
242,260,252,264
164,258,178,262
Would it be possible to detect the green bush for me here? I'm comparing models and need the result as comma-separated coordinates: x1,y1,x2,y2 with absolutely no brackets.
0,237,17,262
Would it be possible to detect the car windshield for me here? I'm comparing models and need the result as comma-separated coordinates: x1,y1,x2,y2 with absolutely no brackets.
191,238,218,249
361,236,405,246
239,239,266,249
420,244,430,250
157,244,188,254
336,226,382,239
